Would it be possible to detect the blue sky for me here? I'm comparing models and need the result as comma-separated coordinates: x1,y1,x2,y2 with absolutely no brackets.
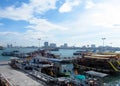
0,0,120,47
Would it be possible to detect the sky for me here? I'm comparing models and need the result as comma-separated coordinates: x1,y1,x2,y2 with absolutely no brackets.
0,0,120,47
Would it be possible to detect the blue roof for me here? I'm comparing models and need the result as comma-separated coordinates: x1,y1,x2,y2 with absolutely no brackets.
74,75,86,80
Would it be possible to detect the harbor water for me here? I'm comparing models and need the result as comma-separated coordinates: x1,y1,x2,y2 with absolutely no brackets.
0,48,120,86
0,48,78,61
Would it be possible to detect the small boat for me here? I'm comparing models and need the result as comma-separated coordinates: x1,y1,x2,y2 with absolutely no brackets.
0,46,4,50
49,48,59,51
73,50,89,55
1,50,20,56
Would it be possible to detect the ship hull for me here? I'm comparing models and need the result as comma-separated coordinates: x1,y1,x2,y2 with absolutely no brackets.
74,57,120,74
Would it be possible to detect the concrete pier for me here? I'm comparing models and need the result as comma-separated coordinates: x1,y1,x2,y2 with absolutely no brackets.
0,61,44,86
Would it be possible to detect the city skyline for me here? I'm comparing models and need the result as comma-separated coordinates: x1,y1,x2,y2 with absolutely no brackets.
0,0,120,47
6,41,113,48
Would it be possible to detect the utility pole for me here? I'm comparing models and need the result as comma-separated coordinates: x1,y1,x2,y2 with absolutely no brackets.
38,38,41,50
102,38,106,52
110,43,112,47
110,42,113,52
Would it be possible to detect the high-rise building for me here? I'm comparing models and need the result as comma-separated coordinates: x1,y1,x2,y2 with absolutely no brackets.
7,44,13,48
60,43,68,48
44,42,49,48
91,44,96,48
64,43,68,48
50,43,56,48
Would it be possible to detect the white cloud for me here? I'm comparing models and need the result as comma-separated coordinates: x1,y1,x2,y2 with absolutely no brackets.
1,0,120,47
0,32,20,36
58,0,120,47
83,0,120,28
59,0,81,13
85,0,95,9
0,4,32,21
30,0,56,14
0,31,49,46
0,0,57,21
0,0,71,46
69,0,120,30
0,0,68,33
27,18,68,32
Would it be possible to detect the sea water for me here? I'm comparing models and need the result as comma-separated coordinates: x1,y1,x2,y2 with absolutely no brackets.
0,50,10,61
0,48,78,61
0,47,38,61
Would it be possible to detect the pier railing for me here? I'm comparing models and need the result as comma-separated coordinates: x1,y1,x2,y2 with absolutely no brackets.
0,73,14,86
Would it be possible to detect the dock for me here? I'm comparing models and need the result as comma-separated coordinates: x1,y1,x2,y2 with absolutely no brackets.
0,61,44,86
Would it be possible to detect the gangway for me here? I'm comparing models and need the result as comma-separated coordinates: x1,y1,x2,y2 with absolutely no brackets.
117,60,120,65
108,61,119,72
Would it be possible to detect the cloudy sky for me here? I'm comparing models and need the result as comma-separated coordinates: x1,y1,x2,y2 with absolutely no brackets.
0,0,120,47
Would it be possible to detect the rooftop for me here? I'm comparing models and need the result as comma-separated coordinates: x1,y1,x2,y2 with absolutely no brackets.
86,70,108,78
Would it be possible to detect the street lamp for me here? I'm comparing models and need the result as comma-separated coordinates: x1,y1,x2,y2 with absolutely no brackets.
110,43,113,52
101,38,106,51
14,42,16,48
38,38,41,50
110,43,112,47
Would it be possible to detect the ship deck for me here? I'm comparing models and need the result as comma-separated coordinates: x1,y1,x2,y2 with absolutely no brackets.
0,61,44,86
84,55,115,59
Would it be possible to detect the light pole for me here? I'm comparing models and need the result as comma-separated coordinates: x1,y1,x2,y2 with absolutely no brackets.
110,43,112,47
38,38,41,50
14,42,16,48
102,38,106,51
110,42,112,52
